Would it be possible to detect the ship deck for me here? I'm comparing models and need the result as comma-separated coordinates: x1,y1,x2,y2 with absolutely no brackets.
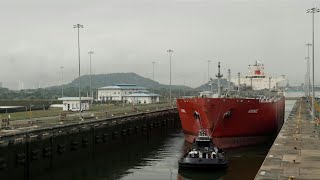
255,99,320,179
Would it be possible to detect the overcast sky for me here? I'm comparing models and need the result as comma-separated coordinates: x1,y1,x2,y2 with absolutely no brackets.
0,0,319,89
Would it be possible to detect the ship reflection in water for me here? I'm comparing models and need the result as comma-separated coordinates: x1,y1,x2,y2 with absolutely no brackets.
33,100,295,180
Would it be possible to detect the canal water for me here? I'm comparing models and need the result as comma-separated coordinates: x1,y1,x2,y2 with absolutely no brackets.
34,97,296,180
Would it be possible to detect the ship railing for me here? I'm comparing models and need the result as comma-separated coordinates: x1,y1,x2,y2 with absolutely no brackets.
258,97,278,103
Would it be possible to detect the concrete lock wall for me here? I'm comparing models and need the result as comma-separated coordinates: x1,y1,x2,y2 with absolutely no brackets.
0,109,179,180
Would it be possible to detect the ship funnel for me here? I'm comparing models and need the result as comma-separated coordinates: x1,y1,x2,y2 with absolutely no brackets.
216,62,223,98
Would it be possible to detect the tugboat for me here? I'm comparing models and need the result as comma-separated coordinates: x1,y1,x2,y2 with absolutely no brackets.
178,112,228,170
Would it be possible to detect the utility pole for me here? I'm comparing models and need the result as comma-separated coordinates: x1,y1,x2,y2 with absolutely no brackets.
88,51,94,103
60,66,64,97
306,7,319,119
167,49,173,105
216,62,223,98
73,23,83,118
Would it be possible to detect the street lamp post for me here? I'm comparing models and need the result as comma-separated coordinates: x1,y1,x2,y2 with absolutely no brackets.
167,49,173,106
88,51,94,102
60,66,64,98
73,24,83,118
306,8,319,119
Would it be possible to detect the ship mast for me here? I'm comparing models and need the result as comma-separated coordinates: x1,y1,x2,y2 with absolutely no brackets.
216,62,223,98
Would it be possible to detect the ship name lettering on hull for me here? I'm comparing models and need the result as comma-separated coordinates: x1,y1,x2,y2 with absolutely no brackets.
248,109,258,114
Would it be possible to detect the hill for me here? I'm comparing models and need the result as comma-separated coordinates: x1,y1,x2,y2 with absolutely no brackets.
0,73,196,99
44,72,196,98
63,72,192,90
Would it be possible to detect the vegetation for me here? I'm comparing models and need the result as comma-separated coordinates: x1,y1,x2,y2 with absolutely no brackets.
0,73,198,100
3,102,171,121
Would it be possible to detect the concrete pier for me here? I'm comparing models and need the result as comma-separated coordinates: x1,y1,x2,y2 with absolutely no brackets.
0,108,179,180
255,100,320,179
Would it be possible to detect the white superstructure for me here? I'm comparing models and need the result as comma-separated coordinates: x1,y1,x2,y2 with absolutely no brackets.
230,61,285,90
97,84,160,104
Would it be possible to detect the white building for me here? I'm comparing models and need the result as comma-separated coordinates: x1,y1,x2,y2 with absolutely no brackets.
58,97,93,111
124,93,160,104
97,84,146,101
97,84,160,104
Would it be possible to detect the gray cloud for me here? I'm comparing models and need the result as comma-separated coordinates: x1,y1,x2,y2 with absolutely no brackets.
0,0,318,89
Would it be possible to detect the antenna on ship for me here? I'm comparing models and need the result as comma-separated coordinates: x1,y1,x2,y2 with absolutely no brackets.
237,72,241,94
216,62,223,98
227,69,231,94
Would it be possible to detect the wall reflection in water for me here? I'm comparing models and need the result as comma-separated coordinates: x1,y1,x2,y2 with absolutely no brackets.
30,123,272,180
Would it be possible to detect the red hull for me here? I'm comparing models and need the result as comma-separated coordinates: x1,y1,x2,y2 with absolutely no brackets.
176,97,285,148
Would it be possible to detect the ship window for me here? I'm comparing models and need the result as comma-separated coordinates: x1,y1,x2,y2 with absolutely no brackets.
196,141,210,147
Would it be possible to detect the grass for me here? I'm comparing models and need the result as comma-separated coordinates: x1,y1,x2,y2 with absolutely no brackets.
0,108,67,120
1,102,173,121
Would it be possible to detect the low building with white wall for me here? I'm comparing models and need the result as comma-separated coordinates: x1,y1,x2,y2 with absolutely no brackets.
97,84,161,104
124,93,160,104
58,97,93,111
97,84,146,102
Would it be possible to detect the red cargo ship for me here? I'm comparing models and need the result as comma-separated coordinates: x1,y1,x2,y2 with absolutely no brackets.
176,62,285,148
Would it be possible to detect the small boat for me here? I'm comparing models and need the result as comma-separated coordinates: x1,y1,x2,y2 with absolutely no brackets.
178,130,228,170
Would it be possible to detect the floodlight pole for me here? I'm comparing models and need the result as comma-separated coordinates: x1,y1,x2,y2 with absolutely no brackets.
167,49,173,105
307,8,319,119
73,23,83,118
88,51,94,103
306,43,312,98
